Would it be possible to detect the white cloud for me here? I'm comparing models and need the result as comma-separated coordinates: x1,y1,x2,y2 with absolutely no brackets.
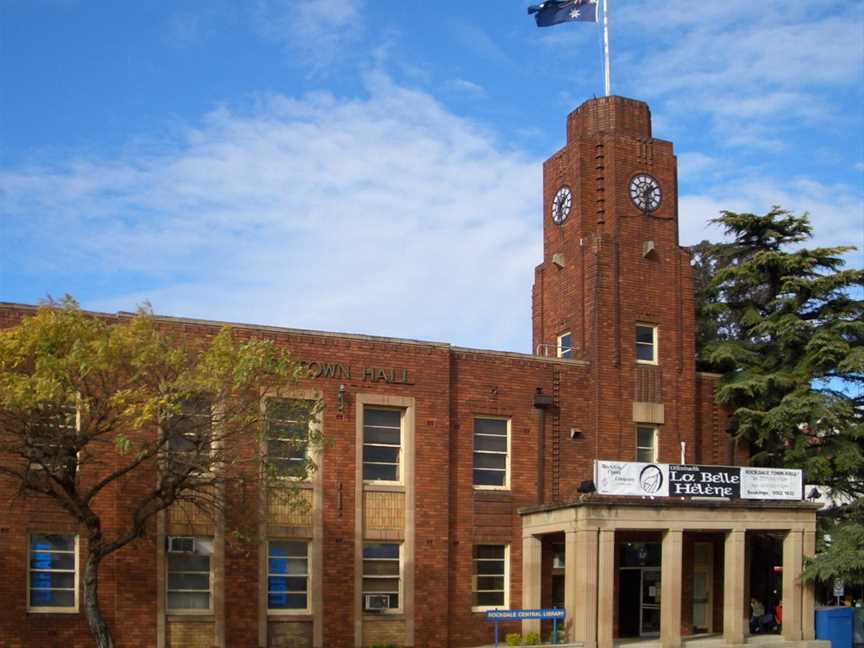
616,1,864,140
679,176,864,257
445,79,487,97
1,76,542,352
251,0,366,72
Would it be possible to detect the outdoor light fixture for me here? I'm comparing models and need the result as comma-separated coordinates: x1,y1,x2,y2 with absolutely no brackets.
577,480,596,494
337,384,346,412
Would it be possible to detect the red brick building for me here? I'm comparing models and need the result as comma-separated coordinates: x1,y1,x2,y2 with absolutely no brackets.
0,96,821,648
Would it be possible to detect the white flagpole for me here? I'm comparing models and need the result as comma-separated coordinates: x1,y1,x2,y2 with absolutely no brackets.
603,0,612,96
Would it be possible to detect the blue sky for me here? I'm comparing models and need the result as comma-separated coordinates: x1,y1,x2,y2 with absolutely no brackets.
2,0,863,353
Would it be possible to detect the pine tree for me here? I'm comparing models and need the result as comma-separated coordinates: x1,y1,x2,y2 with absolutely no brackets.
694,207,864,582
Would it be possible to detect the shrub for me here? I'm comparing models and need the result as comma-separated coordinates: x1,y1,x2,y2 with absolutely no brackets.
524,631,541,645
505,633,523,646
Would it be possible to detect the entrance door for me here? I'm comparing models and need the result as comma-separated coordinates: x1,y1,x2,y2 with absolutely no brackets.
619,569,642,637
641,568,661,635
692,542,713,633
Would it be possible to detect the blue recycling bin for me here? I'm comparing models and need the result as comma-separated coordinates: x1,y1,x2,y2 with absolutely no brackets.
816,607,854,648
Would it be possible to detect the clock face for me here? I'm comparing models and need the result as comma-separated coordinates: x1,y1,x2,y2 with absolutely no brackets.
551,186,572,225
629,174,662,213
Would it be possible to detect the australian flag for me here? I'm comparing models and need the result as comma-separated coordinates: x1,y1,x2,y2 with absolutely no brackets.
528,0,599,27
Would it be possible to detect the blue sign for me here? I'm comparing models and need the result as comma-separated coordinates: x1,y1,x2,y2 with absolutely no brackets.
486,608,566,621
485,609,566,646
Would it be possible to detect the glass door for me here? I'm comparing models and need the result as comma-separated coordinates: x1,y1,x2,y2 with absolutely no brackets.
640,568,661,635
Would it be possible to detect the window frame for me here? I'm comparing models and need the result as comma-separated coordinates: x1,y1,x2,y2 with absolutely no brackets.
27,533,79,613
636,323,659,365
361,542,403,614
264,397,314,481
27,403,80,474
164,396,216,476
266,539,310,615
165,535,214,615
362,406,403,486
636,424,659,463
472,416,511,491
471,544,510,612
556,332,573,359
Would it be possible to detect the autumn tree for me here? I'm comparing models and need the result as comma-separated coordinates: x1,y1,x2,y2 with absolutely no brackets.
0,298,320,648
692,207,864,582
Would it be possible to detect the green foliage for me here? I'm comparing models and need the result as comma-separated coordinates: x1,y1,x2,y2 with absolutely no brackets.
524,631,541,645
692,207,864,581
505,633,523,646
804,500,864,585
0,297,320,646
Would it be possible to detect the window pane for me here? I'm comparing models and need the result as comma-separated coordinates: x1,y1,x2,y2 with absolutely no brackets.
363,446,400,463
363,578,400,593
476,576,505,590
364,408,401,427
363,463,397,481
473,469,506,486
637,447,655,463
268,593,307,609
167,572,210,590
30,589,75,607
268,558,308,575
30,535,74,552
636,326,654,344
473,453,506,469
363,427,400,446
167,592,210,610
476,560,505,576
270,541,306,558
474,419,507,436
363,561,400,576
474,435,507,452
636,344,655,361
30,552,75,570
475,591,505,607
168,554,211,572
30,572,75,589
637,427,655,447
363,544,400,560
474,545,505,560
268,576,307,592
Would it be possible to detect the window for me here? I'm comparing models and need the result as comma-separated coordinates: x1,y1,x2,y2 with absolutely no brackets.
557,332,573,359
472,545,508,610
268,540,308,612
473,418,509,489
362,543,401,611
28,534,78,611
362,407,402,483
26,404,78,474
266,399,312,478
636,425,658,463
166,536,213,612
636,324,658,364
165,396,213,473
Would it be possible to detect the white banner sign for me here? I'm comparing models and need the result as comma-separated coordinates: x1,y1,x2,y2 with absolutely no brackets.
740,467,802,501
595,461,802,501
595,461,669,497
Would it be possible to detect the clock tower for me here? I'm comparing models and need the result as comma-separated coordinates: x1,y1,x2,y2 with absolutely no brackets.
532,95,698,464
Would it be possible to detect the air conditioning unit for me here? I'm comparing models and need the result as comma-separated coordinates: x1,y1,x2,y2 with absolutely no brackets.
168,536,195,553
364,594,390,612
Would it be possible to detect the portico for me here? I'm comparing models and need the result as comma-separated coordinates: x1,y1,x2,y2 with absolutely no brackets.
519,498,824,648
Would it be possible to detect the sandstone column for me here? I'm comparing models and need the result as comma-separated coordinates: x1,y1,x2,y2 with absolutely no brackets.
567,528,598,647
660,529,683,648
723,530,746,644
802,529,816,640
597,529,615,648
522,534,543,636
782,529,804,641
